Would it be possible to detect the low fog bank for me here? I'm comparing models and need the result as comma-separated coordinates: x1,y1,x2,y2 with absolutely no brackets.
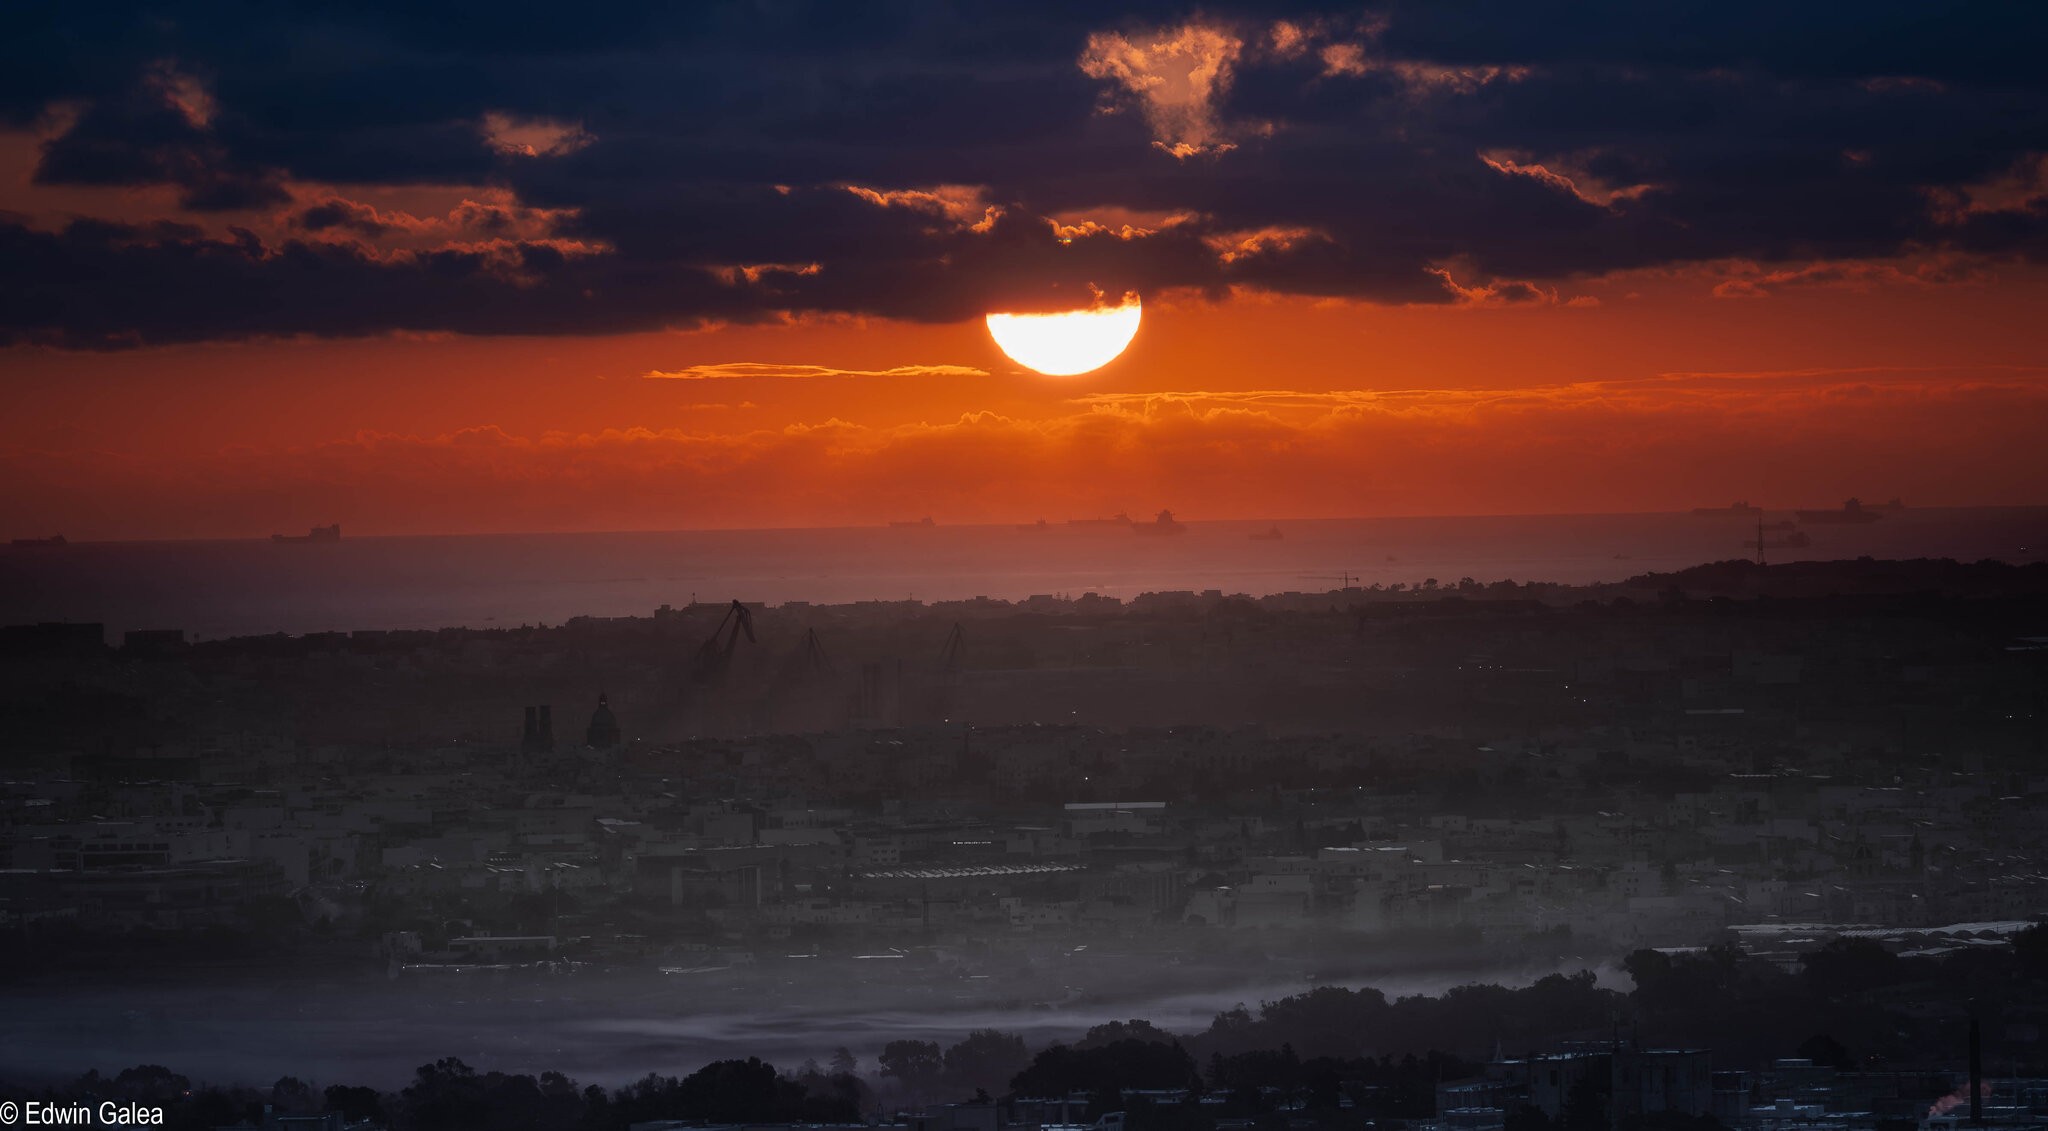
0,954,1627,1090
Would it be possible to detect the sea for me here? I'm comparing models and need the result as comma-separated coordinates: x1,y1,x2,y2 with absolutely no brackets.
3,507,2044,640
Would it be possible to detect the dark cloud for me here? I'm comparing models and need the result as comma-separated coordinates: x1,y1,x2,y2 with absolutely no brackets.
31,65,292,211
4,1,2048,345
295,199,392,236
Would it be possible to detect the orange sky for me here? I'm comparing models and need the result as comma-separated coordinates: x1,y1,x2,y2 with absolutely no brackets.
3,257,2046,540
5,6,2048,544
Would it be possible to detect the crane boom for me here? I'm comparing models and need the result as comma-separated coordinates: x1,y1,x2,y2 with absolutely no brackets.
690,599,756,685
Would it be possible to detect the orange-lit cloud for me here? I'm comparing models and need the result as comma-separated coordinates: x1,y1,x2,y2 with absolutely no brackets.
145,61,217,129
643,363,988,381
1710,257,1988,298
843,184,999,232
1205,226,1327,264
1479,151,1660,209
1263,18,1527,91
1925,152,2048,223
1425,267,1559,307
479,112,594,158
1080,21,1246,158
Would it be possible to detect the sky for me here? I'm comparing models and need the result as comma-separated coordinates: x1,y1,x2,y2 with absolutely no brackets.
3,1,2046,539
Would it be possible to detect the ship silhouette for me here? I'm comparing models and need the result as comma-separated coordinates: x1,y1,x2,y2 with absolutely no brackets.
1133,508,1187,536
1795,498,1884,524
272,524,341,543
1691,501,1763,517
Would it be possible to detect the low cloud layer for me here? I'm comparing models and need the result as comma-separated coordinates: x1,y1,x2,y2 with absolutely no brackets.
6,367,2041,539
644,363,989,381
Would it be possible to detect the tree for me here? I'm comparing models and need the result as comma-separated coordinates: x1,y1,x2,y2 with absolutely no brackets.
942,1030,1031,1097
110,1066,191,1104
1303,1058,1343,1111
831,1047,859,1077
674,1058,793,1123
1255,984,1389,1059
324,1084,385,1124
178,1088,250,1131
880,1039,944,1097
1801,937,1902,1000
1012,1040,1200,1098
270,1077,315,1114
1625,943,1748,1015
401,1058,488,1131
2013,921,2048,977
1079,1019,1178,1049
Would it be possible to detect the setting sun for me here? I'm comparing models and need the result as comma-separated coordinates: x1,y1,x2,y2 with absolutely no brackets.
984,294,1142,376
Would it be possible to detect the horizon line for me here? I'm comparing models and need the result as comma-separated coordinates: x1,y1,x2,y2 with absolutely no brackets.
11,500,2048,547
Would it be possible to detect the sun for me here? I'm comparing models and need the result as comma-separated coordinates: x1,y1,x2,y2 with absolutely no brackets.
985,294,1142,376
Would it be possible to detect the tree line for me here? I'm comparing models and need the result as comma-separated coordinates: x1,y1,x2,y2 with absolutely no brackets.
11,931,2047,1131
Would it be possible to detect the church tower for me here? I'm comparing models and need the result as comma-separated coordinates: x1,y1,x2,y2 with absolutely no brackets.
586,692,621,749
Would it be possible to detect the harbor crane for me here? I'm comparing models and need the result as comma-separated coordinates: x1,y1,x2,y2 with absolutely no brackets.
1300,573,1361,588
937,622,965,679
797,626,832,674
690,599,756,685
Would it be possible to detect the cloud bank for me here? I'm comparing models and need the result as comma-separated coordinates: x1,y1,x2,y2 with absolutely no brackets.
2,2,2046,346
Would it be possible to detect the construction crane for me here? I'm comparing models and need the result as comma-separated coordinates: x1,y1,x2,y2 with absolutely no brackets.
690,600,756,685
797,626,832,674
936,622,965,680
1300,572,1361,588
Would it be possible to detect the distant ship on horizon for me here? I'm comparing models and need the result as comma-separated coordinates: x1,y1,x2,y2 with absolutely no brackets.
888,517,936,528
1796,498,1889,524
1016,518,1050,532
1133,508,1187,536
8,534,67,548
1249,525,1283,541
273,523,341,543
1068,511,1134,528
1691,501,1763,516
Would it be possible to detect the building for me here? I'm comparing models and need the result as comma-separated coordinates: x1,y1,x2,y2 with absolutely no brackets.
586,693,621,749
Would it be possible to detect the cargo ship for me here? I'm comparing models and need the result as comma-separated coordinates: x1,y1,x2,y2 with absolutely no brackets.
888,517,936,528
1795,498,1884,524
1068,511,1134,527
8,534,66,547
1133,508,1187,536
1691,501,1763,517
1249,525,1283,541
272,524,341,543
1016,518,1050,532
